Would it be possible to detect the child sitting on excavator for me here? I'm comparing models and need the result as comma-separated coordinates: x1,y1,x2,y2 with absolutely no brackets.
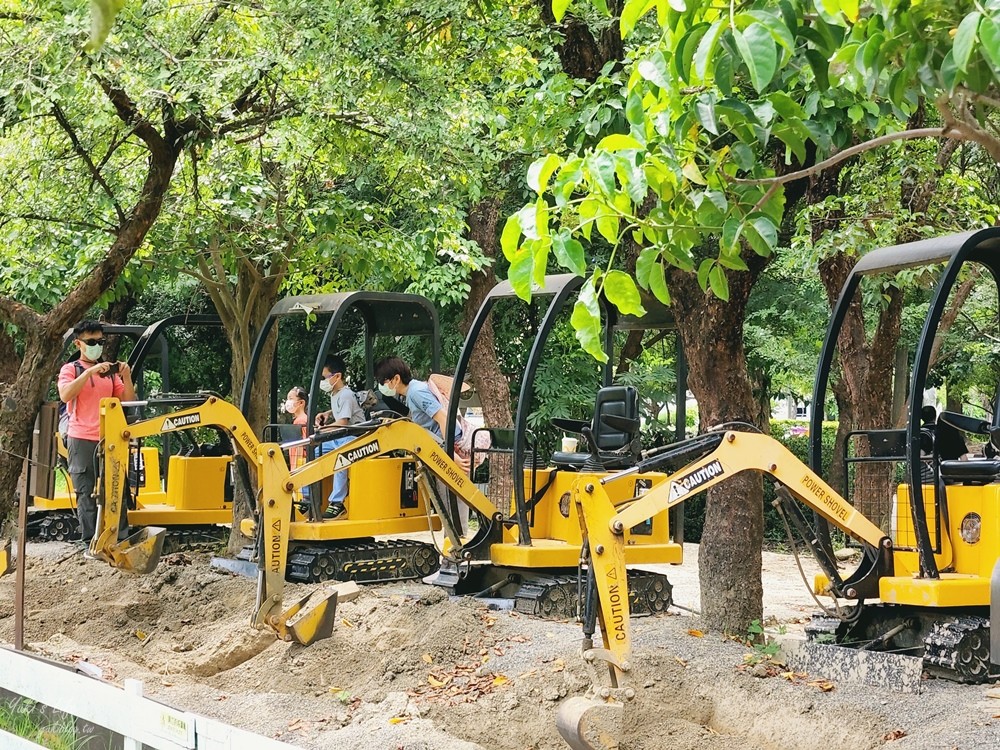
375,356,469,533
315,355,365,519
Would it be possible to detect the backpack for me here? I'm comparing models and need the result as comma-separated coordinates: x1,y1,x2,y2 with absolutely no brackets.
57,361,85,443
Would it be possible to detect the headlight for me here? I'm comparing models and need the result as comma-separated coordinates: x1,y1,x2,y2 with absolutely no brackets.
960,513,982,545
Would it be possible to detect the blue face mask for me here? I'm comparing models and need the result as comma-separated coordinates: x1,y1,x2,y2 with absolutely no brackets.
83,343,103,361
378,382,395,397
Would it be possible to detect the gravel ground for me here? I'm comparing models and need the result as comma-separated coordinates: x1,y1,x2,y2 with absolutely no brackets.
1,540,998,749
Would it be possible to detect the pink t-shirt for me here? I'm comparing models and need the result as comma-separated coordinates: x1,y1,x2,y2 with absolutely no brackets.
58,361,125,441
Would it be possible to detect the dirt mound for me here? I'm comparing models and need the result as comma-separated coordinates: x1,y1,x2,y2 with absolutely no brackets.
0,543,934,750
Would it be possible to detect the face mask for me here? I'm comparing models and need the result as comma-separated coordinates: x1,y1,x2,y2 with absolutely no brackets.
83,343,103,360
319,379,334,393
283,400,298,414
378,382,395,397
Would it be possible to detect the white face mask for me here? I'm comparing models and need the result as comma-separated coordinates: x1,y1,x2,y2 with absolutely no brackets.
319,378,334,393
83,343,103,361
283,399,298,414
378,382,395,397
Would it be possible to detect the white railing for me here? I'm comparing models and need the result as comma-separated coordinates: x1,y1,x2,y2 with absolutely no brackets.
0,647,300,750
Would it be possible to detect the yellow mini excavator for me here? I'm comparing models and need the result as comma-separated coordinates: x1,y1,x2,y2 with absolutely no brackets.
555,228,1000,750
29,315,229,548
231,281,683,620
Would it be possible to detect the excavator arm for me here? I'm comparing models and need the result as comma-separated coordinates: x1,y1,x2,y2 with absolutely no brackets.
559,429,893,750
91,396,264,574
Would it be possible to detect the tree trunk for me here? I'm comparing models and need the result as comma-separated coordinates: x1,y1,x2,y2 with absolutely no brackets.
463,197,514,430
0,143,182,526
667,259,767,634
202,255,284,553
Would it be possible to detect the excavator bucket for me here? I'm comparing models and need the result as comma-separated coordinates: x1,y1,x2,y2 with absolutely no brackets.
273,589,339,646
0,539,11,577
97,526,166,574
556,696,623,750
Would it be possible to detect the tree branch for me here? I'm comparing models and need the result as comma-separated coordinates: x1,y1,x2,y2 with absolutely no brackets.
92,74,169,157
0,295,43,331
177,2,226,60
51,103,126,224
0,11,39,21
217,102,296,135
735,128,952,186
0,212,117,234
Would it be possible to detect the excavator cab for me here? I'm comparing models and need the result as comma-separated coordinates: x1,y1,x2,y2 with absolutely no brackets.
28,316,227,546
426,275,687,618
794,227,1000,682
229,292,446,587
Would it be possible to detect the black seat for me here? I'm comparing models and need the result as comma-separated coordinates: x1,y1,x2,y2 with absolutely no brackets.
551,385,639,471
940,459,1000,485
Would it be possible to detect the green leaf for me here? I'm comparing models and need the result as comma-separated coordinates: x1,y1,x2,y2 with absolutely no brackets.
587,151,617,196
552,0,572,23
603,270,646,316
981,18,1000,71
745,10,795,56
717,253,749,271
571,278,609,363
85,0,126,52
535,197,550,240
517,204,539,240
508,246,534,300
635,246,658,290
621,0,656,38
953,12,981,73
578,198,599,241
532,238,549,288
553,232,587,276
527,154,563,194
597,134,645,151
675,24,710,82
625,91,645,128
694,94,719,135
696,258,713,292
595,206,620,243
648,255,670,304
721,217,743,252
620,156,649,204
734,23,778,93
744,214,778,255
707,264,730,300
803,49,830,91
637,51,671,89
694,20,727,80
500,214,522,260
839,0,859,23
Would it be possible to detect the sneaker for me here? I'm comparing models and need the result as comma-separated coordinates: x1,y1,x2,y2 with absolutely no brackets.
323,503,347,520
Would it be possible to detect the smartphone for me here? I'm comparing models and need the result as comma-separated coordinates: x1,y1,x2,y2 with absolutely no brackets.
101,361,120,378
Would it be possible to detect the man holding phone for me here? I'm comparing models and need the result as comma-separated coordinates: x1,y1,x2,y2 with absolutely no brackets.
57,320,135,552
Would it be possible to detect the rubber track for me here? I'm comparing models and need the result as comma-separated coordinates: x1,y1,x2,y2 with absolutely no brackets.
286,539,440,584
162,526,229,554
513,569,673,620
923,615,995,683
36,512,80,542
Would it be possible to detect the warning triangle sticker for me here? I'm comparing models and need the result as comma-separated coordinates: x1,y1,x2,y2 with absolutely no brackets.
334,455,350,470
668,482,688,501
